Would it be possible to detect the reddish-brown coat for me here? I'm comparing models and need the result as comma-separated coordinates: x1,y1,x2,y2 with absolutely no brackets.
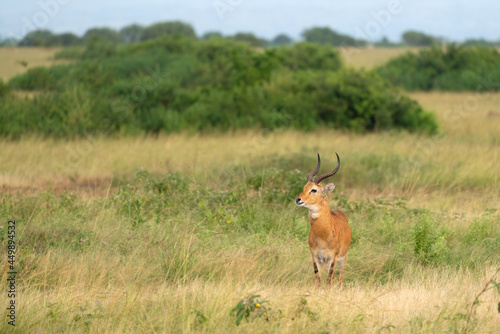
297,181,351,287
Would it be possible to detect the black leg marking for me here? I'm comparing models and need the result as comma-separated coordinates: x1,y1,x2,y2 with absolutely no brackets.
327,259,336,285
328,263,335,277
313,261,321,286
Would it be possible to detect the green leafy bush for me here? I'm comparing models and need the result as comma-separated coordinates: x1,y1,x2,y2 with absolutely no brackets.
230,295,275,326
275,42,342,71
412,212,449,265
0,79,9,97
266,69,438,133
377,44,500,91
9,65,68,90
3,36,438,137
54,47,83,60
82,36,118,59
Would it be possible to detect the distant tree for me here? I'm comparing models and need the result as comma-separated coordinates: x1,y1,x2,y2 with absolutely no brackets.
120,24,144,43
201,31,223,40
233,32,257,45
374,36,399,47
0,36,17,47
57,32,82,46
140,21,196,41
232,32,269,47
302,27,366,47
272,34,293,45
84,27,122,43
82,35,117,59
18,30,55,47
462,38,500,47
402,30,439,46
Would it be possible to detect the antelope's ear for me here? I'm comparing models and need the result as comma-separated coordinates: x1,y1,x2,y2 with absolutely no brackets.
321,183,335,194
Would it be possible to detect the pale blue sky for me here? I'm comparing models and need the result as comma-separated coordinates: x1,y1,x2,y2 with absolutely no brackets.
1,0,499,42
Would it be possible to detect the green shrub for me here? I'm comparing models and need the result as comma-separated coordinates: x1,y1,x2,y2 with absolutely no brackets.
412,212,449,265
464,210,500,249
246,167,304,203
0,79,9,97
9,65,68,90
230,295,275,326
82,36,118,59
267,68,439,133
54,47,83,60
275,42,342,71
3,37,438,137
377,44,500,91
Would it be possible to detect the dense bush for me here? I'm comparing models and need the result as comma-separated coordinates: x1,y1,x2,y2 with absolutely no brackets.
81,36,118,59
9,65,69,90
377,44,500,91
2,36,438,138
275,42,342,71
266,69,437,132
53,47,84,60
0,79,9,97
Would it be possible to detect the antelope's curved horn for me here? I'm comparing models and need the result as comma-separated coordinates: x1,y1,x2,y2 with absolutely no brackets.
314,153,340,184
306,153,321,182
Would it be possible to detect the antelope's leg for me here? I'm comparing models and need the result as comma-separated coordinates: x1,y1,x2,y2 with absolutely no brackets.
326,256,337,287
337,255,347,287
313,261,321,287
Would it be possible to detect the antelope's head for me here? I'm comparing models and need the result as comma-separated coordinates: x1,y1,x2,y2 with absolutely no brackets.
295,153,340,209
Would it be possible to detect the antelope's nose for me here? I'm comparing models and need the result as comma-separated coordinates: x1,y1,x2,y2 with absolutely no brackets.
295,198,302,205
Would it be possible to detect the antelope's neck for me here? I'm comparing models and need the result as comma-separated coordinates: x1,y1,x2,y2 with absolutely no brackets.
308,197,331,222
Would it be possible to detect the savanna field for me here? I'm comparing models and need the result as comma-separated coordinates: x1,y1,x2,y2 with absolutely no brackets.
0,46,499,333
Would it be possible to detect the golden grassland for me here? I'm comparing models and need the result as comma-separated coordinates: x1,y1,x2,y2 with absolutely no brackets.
0,48,499,333
339,46,420,69
0,47,67,81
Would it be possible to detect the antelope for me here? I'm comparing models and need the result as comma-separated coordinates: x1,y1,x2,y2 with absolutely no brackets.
295,153,351,287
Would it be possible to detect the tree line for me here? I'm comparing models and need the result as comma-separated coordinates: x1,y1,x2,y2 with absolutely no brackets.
3,21,497,48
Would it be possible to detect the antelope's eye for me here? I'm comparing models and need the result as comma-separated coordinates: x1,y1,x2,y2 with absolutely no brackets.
310,189,317,193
